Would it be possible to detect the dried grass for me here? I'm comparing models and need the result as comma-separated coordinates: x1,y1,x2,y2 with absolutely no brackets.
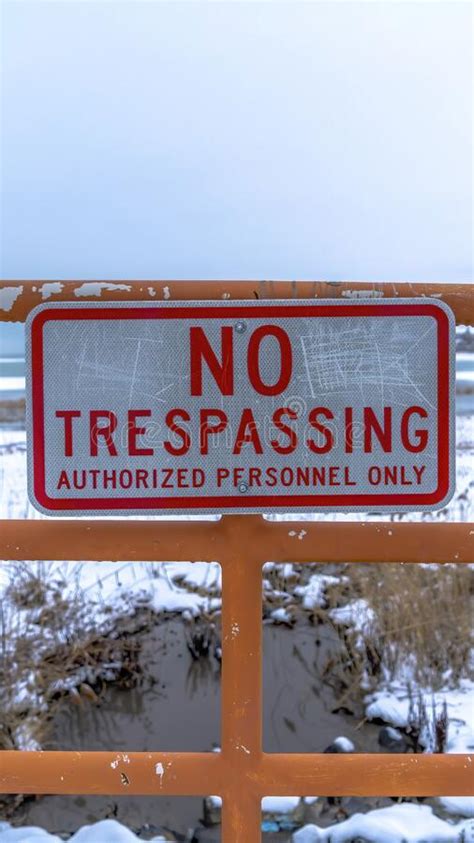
326,562,474,690
0,562,143,751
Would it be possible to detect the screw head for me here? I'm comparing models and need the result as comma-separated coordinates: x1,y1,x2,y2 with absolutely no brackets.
235,321,247,334
238,482,248,493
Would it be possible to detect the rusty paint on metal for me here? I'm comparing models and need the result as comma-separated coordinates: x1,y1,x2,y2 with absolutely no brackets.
0,751,223,795
1,519,472,564
0,280,473,842
1,280,473,324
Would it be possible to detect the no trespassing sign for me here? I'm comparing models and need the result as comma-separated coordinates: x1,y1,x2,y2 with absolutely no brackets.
26,299,455,516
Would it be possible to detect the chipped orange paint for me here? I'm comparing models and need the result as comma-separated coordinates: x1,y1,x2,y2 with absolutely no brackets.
1,280,473,325
0,281,473,842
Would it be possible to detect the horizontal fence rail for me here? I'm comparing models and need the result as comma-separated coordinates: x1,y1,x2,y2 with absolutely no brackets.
1,279,473,325
1,750,471,797
0,280,473,842
1,519,473,564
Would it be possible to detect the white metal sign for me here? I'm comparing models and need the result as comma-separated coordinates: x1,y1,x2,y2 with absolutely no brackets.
26,299,455,515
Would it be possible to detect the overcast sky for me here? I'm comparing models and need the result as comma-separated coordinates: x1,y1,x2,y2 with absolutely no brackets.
1,1,472,352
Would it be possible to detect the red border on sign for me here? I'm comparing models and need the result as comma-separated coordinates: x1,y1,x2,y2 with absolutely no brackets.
30,304,451,511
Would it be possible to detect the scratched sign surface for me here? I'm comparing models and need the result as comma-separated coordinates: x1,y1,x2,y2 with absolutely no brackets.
26,299,455,515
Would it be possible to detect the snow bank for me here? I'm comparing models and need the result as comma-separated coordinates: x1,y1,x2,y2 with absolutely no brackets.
366,678,474,754
437,796,474,818
292,803,474,842
0,819,167,842
2,808,473,843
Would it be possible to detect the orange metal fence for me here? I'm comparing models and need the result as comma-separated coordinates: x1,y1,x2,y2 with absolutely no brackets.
1,281,473,842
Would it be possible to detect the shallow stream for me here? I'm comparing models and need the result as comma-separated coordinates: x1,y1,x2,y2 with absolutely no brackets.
12,619,381,839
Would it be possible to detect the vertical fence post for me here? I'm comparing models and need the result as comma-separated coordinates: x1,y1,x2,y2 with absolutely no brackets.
221,547,263,842
221,788,262,843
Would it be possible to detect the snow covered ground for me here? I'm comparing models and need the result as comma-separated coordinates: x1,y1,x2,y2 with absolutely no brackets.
292,804,474,842
366,680,474,756
0,820,168,842
0,805,473,842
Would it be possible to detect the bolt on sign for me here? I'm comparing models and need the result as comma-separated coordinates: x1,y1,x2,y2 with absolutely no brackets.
26,299,455,516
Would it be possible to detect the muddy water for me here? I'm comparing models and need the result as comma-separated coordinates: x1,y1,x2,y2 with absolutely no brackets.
12,619,380,838
50,620,222,754
263,621,379,754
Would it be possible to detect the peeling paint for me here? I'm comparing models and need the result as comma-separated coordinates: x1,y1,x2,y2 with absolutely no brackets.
73,282,132,298
40,281,64,300
120,772,130,786
231,622,239,639
148,287,157,297
236,743,251,755
288,529,307,540
163,286,171,300
222,292,231,300
341,289,384,299
155,761,170,788
0,285,23,312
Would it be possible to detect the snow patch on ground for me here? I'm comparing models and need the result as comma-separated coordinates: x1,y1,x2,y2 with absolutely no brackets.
270,606,292,623
209,794,304,813
292,803,474,842
437,796,474,818
3,805,473,842
365,678,474,754
330,735,355,752
0,820,167,842
330,597,375,633
295,573,342,609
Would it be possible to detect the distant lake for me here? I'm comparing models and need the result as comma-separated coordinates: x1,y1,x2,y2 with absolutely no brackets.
0,357,26,399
